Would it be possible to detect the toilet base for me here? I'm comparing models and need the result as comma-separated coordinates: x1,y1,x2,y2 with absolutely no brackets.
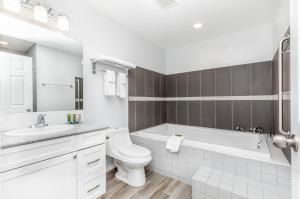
114,160,147,187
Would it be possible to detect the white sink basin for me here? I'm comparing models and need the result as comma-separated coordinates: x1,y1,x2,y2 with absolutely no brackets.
5,124,74,137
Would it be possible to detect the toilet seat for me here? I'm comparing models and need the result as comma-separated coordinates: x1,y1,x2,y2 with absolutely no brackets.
119,144,151,158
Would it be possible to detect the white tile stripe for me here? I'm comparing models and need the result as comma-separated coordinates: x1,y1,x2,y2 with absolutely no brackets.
129,95,282,101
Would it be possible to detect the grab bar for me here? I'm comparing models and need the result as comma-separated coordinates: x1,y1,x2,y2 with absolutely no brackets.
278,35,290,136
273,35,298,152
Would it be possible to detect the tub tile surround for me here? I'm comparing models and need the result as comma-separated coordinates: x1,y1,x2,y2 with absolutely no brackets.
128,67,167,132
128,61,275,133
131,135,291,190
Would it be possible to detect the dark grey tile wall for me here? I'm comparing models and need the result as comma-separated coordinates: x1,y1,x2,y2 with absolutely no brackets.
188,71,201,97
233,101,251,130
216,101,232,130
216,67,231,96
188,101,201,126
129,60,278,140
177,101,188,125
251,61,273,95
128,67,166,132
201,69,215,96
201,101,216,128
232,64,251,96
165,61,274,133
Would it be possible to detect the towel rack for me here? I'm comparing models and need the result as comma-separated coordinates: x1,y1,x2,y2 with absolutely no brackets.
90,54,136,74
42,83,73,88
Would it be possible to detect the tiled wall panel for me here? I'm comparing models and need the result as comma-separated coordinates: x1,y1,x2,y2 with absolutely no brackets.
128,67,166,132
165,61,274,133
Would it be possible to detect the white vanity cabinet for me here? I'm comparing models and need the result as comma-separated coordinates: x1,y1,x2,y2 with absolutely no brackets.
0,130,107,199
1,152,77,199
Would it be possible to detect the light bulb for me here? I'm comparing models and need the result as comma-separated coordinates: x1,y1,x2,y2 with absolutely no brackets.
193,23,203,30
3,0,21,13
34,4,48,23
57,15,69,31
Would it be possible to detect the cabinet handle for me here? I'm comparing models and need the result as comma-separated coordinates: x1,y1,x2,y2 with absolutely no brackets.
73,155,77,159
87,184,100,193
87,158,100,165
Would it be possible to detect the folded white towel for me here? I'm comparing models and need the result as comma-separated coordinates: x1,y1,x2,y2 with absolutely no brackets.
106,70,116,82
117,73,127,98
104,70,116,96
166,135,184,153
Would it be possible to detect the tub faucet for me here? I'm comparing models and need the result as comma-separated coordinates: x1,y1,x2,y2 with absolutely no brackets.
249,127,264,134
35,113,48,128
235,126,246,132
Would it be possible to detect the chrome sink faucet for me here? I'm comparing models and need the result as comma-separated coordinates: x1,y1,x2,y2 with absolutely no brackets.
35,113,48,128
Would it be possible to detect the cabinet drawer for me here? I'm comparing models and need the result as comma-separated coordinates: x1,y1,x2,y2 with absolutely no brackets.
77,144,106,179
0,137,75,172
77,172,106,199
77,131,106,150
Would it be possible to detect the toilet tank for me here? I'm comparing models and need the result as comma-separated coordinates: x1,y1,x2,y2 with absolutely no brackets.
106,128,132,157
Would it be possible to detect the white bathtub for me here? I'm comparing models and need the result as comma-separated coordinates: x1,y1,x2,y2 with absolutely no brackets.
130,124,290,186
132,123,270,161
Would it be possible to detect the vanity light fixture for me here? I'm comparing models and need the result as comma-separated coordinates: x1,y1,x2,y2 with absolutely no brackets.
33,4,47,23
193,23,203,30
3,0,70,31
0,41,9,45
57,15,69,31
3,0,21,13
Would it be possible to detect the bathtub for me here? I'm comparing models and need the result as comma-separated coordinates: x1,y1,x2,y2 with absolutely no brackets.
132,123,270,161
130,124,290,186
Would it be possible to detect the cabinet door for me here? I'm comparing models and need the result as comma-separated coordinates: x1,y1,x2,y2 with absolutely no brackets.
0,152,77,199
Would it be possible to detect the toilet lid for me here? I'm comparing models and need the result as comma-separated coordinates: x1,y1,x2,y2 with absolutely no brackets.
119,144,151,158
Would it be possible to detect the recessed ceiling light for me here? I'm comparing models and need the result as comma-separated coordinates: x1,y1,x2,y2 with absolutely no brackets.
0,41,8,46
193,23,203,30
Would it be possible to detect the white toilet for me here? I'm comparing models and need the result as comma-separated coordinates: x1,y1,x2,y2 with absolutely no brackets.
106,128,152,187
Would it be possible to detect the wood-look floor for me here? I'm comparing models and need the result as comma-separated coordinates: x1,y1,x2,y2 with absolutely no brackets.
102,170,192,199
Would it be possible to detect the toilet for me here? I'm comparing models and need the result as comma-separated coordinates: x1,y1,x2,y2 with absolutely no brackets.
106,128,152,187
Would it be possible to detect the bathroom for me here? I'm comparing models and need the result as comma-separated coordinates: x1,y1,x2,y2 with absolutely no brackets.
0,0,298,198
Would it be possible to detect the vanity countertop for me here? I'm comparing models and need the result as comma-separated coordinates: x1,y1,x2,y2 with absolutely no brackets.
0,123,109,149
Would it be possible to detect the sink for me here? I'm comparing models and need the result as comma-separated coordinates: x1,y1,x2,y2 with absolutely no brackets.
4,124,74,137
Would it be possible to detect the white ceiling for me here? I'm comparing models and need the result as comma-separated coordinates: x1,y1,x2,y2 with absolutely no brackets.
81,0,275,50
0,34,34,53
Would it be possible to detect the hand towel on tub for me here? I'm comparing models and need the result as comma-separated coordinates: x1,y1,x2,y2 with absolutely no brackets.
166,135,184,153
104,70,116,96
117,72,127,98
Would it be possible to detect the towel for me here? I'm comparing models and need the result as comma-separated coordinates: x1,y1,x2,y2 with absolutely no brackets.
117,73,127,98
104,70,116,96
166,135,184,153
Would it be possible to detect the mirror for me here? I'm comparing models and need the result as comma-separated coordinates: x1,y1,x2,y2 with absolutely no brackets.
0,15,83,113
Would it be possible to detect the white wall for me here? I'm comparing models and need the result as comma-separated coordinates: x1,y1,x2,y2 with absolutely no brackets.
272,0,290,53
45,0,165,127
166,23,274,74
35,45,82,112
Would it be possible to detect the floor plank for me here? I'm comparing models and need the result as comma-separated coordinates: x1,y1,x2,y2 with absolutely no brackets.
102,171,192,199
